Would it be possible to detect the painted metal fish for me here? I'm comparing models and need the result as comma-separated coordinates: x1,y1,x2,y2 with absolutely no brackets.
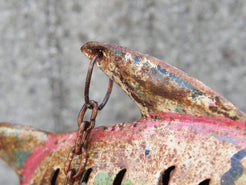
1,41,246,185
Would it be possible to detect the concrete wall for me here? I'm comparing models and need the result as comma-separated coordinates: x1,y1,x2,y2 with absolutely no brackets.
1,0,246,184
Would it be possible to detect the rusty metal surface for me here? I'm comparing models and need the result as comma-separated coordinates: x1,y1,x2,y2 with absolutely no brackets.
81,42,246,122
1,42,246,184
0,123,75,184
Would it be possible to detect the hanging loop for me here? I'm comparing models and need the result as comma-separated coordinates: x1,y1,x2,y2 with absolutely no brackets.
64,51,113,184
84,54,113,109
65,100,99,180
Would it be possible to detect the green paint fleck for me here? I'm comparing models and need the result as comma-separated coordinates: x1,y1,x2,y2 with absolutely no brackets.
175,105,185,114
201,110,206,115
123,178,136,185
15,130,19,137
235,173,246,184
94,172,114,185
94,172,136,185
14,151,30,168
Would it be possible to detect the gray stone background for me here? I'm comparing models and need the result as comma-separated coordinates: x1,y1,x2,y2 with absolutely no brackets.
0,0,246,184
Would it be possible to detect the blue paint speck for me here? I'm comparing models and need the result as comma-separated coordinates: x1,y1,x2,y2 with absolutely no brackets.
14,150,31,168
112,49,125,59
145,149,150,155
156,65,195,90
133,56,141,64
112,49,122,55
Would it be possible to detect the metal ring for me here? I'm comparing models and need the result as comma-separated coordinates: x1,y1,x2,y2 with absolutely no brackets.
74,121,90,154
77,100,99,127
84,54,113,110
73,147,87,179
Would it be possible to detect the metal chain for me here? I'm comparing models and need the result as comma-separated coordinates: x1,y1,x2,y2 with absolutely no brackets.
64,53,113,184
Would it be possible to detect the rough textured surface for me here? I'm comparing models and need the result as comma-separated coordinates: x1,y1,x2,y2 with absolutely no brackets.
82,42,246,122
0,0,246,184
1,116,246,184
1,44,246,185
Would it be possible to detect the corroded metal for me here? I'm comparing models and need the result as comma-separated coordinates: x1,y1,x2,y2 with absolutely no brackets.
64,52,113,184
81,42,246,121
1,42,246,185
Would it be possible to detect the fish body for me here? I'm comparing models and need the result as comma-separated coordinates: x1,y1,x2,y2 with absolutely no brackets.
1,42,246,184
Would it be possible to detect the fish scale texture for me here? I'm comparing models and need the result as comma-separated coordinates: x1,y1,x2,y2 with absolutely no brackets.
1,0,246,184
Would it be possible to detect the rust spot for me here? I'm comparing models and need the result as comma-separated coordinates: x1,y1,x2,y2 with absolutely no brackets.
209,106,218,112
139,154,144,160
126,58,133,65
111,126,115,131
209,105,239,121
150,67,158,76
118,122,125,131
215,96,221,106
140,65,150,74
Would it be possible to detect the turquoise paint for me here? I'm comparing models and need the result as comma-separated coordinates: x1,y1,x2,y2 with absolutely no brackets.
4,131,8,136
201,110,206,115
210,133,238,145
14,150,31,168
4,129,20,137
175,105,185,114
15,130,19,137
187,126,239,145
12,125,21,129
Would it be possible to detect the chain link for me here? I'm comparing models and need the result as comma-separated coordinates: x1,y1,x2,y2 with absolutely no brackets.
64,53,113,184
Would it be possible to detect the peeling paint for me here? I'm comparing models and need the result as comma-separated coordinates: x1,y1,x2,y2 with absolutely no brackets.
1,42,246,184
14,151,30,169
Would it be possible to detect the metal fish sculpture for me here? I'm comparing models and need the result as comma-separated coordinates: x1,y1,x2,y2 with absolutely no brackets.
1,41,246,185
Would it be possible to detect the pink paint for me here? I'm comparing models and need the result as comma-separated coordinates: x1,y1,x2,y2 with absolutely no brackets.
21,132,76,185
151,112,246,129
19,112,246,184
89,112,246,146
